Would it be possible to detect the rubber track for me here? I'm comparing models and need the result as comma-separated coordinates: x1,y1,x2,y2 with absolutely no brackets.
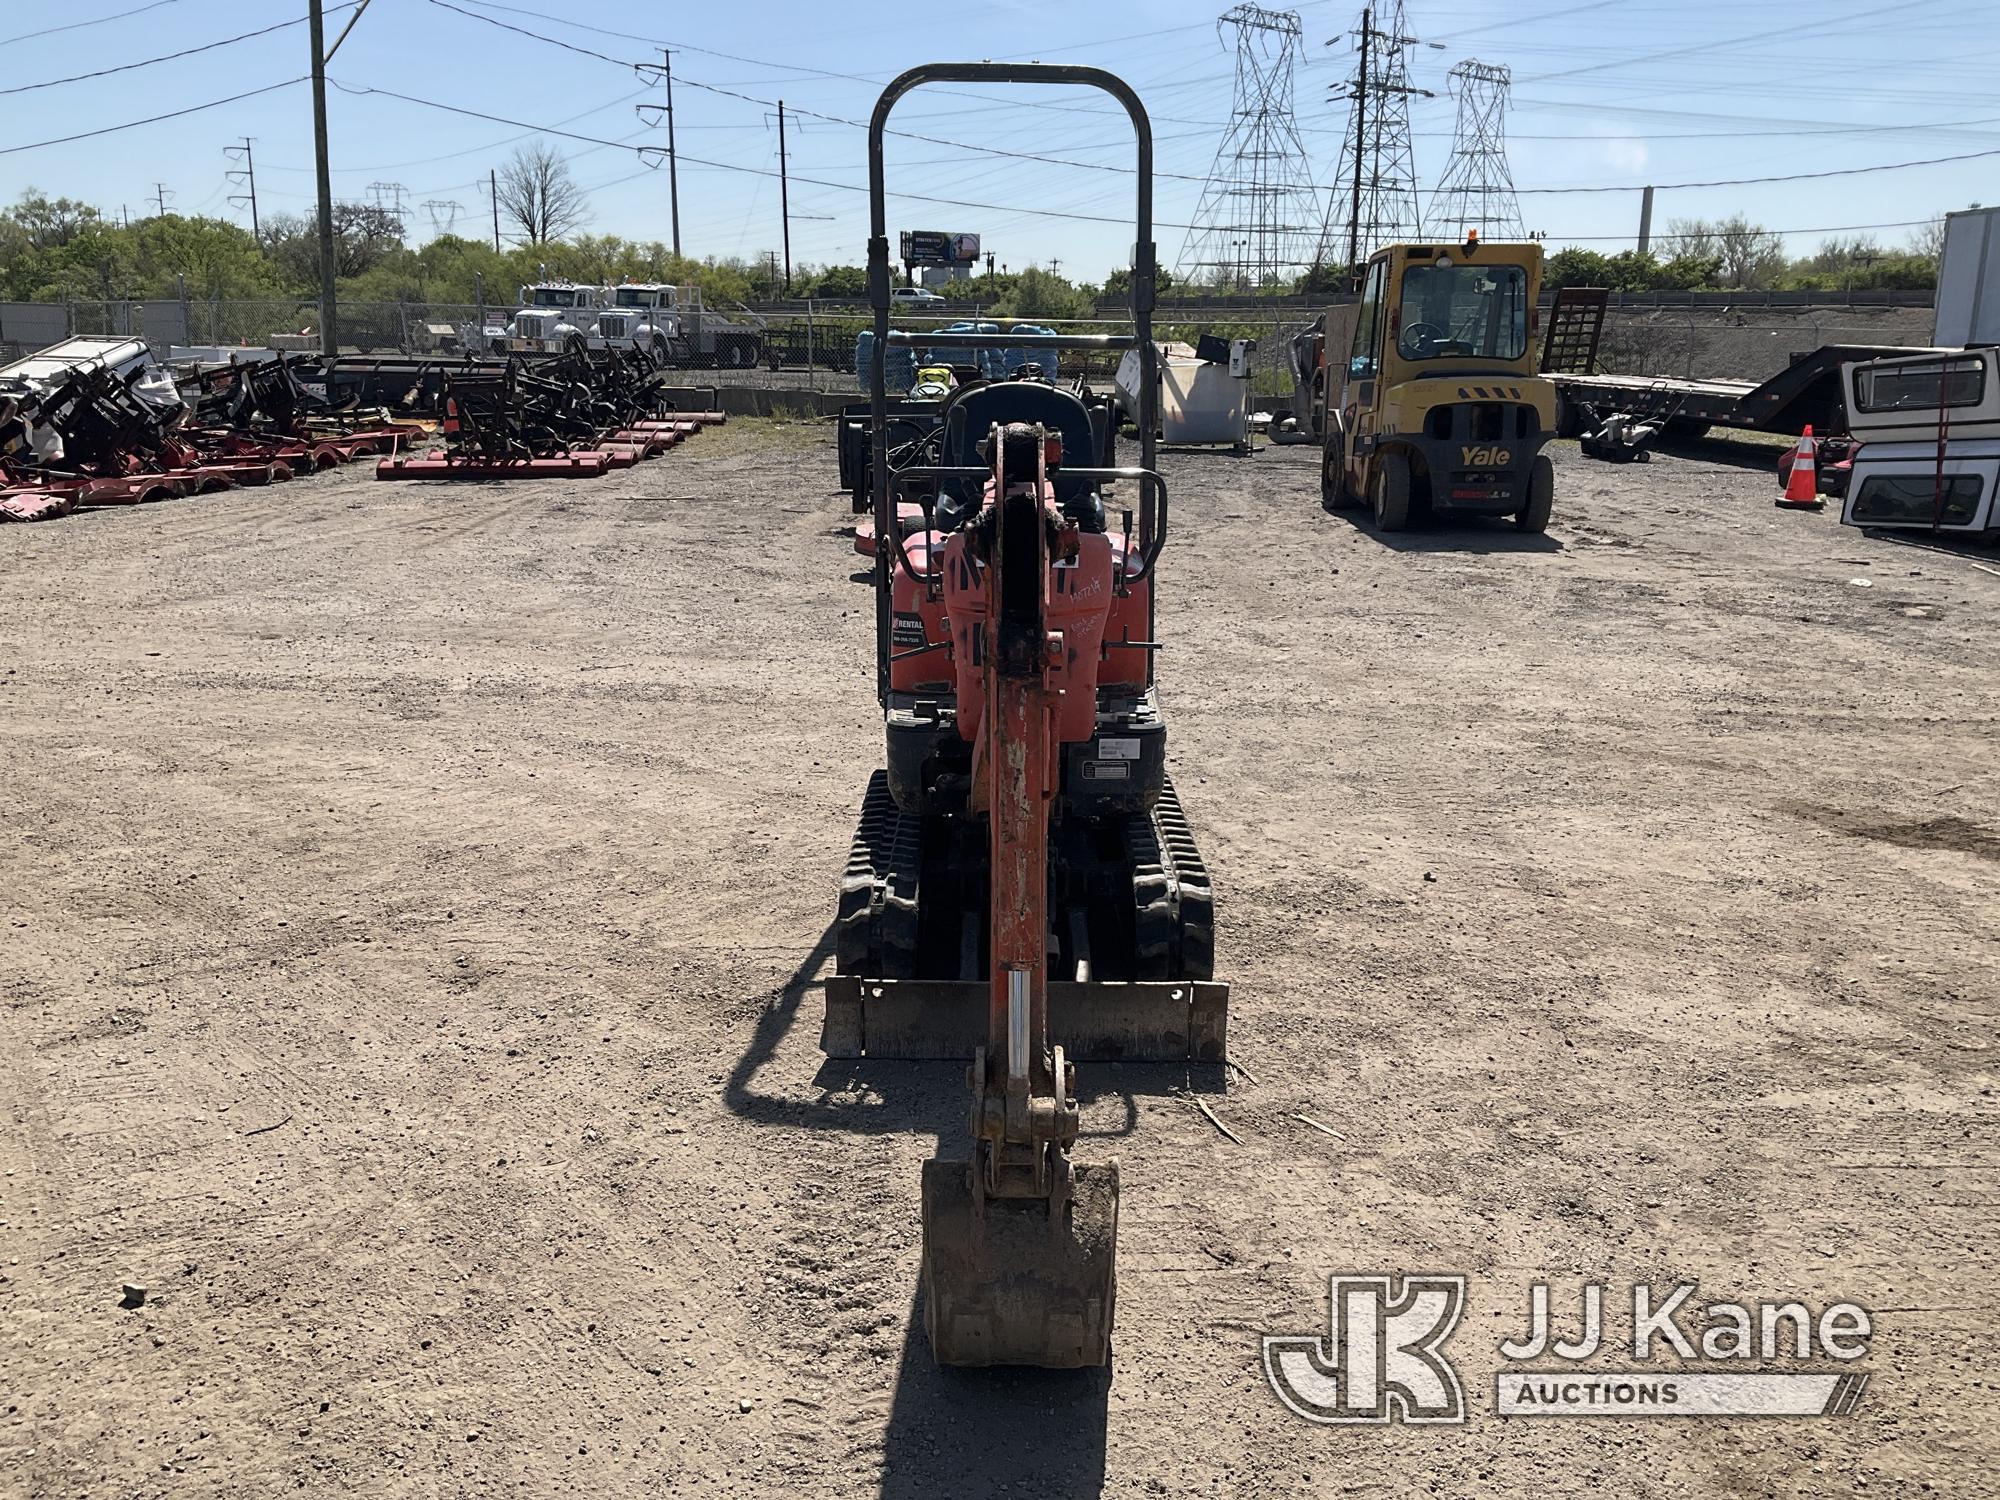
840,770,1215,984
1121,807,1177,982
1154,774,1215,982
835,770,922,978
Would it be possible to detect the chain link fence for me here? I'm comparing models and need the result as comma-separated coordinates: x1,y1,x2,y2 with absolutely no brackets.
0,296,1939,403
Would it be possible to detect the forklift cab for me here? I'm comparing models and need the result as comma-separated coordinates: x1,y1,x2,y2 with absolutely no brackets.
1324,236,1558,531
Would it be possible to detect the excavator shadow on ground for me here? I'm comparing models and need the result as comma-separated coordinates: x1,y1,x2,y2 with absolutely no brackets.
721,920,1224,1499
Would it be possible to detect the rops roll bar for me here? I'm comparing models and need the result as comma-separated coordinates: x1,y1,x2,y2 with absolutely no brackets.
868,64,1158,704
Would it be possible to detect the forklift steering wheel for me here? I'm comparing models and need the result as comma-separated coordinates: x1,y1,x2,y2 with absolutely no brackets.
1400,321,1443,357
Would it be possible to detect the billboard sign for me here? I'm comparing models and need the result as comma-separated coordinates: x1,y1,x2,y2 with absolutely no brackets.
901,231,981,266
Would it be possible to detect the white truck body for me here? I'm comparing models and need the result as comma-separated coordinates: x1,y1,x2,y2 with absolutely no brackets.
588,284,764,368
1934,206,2000,350
1840,346,2000,537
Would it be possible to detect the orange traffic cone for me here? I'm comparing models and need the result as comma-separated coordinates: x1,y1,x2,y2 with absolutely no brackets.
1778,426,1824,509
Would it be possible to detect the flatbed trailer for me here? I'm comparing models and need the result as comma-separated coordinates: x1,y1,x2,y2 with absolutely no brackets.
1550,344,1932,439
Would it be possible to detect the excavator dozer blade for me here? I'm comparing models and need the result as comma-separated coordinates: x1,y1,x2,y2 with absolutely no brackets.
823,977,1227,1064
920,1156,1120,1368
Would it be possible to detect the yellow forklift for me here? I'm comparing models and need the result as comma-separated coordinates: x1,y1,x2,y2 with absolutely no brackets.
1320,234,1558,532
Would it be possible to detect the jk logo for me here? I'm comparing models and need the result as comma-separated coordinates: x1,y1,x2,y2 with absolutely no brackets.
1263,1274,1467,1425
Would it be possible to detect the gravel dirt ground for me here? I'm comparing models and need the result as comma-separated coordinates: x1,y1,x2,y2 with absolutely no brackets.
2,422,1994,1498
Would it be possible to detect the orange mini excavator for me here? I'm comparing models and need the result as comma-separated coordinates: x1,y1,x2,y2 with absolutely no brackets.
822,63,1229,1368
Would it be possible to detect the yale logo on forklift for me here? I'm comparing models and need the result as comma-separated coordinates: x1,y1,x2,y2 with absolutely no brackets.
1460,445,1512,467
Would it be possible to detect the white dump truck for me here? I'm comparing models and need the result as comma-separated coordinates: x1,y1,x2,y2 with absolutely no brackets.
588,283,764,368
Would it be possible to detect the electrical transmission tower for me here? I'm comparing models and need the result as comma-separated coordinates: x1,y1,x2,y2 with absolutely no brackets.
1429,60,1523,242
1319,1,1434,275
422,200,463,238
367,180,409,226
1176,5,1324,291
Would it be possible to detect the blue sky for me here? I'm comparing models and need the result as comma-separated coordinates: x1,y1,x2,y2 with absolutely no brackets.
2,0,1994,280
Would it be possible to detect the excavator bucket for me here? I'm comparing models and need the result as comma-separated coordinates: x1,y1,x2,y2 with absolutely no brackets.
920,1157,1120,1368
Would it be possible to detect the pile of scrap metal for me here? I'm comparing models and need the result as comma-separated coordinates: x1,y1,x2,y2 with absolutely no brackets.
0,337,409,523
376,342,723,481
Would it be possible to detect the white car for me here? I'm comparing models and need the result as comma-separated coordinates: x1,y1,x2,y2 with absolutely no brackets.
890,286,945,306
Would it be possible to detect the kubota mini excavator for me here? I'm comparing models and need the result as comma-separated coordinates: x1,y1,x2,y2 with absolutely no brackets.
822,63,1228,1369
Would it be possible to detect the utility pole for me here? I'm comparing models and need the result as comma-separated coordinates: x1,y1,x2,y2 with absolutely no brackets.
1348,8,1369,272
309,0,338,358
665,51,681,257
777,100,791,295
226,138,260,239
1324,1,1431,276
490,169,501,251
152,183,173,219
635,50,685,257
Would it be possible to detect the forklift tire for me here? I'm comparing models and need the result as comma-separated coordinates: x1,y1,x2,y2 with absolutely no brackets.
1371,450,1411,531
1320,423,1359,511
1515,453,1554,534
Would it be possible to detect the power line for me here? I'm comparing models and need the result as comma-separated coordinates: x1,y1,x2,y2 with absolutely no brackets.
0,78,306,157
428,0,1215,185
423,0,624,65
1547,216,1943,245
0,0,187,48
1517,143,2000,194
0,8,349,98
1518,0,1943,85
326,80,1216,231
438,0,1226,126
329,78,1984,248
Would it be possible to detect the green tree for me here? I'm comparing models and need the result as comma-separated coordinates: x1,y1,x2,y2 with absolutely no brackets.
990,266,1092,320
1543,247,1614,290
801,264,867,298
1100,264,1176,300
1295,262,1352,297
11,191,103,248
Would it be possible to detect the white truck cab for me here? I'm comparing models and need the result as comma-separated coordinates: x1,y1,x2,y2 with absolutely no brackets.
502,283,603,354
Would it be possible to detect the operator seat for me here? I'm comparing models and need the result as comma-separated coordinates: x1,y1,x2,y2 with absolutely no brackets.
935,378,1105,534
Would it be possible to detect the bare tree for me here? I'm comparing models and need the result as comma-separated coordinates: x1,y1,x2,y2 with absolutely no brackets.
1664,217,1719,262
259,202,404,283
1910,213,1951,265
495,143,588,245
1711,215,1786,290
1668,216,1783,290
